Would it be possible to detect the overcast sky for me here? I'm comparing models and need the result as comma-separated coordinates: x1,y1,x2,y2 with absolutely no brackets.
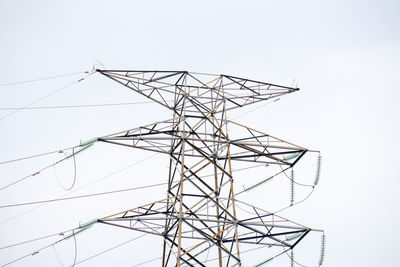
0,1,399,266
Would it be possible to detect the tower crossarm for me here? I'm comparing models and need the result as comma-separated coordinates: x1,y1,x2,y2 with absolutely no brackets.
98,119,308,167
97,198,314,266
96,69,299,112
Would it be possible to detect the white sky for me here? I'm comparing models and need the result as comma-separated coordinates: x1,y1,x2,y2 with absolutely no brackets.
0,0,399,266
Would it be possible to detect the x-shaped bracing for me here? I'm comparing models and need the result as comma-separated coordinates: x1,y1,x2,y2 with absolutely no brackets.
94,70,314,266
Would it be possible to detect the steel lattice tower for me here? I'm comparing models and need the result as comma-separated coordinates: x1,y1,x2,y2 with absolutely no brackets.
94,70,315,266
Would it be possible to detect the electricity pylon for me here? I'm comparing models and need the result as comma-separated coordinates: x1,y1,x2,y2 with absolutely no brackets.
95,70,314,266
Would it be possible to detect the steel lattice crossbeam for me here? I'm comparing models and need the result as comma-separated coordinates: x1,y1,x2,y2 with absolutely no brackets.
97,70,298,112
99,119,307,166
95,70,315,267
98,198,310,267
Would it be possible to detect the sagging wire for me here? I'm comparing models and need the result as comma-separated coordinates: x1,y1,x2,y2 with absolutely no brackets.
53,245,66,267
53,229,78,267
279,164,314,188
54,138,97,191
0,69,95,121
73,233,147,266
0,101,159,111
1,220,96,267
0,145,81,165
0,232,68,250
0,153,159,225
0,222,96,253
252,248,290,267
2,242,54,266
273,187,315,214
272,153,322,212
0,158,68,191
59,147,77,191
0,138,97,191
283,232,326,267
234,183,314,216
231,90,292,121
131,256,162,267
278,151,322,189
253,256,273,266
0,182,167,209
0,70,90,87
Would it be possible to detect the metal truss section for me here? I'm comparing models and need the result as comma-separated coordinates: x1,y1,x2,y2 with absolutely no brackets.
99,119,307,167
95,69,316,266
98,198,310,267
97,70,299,113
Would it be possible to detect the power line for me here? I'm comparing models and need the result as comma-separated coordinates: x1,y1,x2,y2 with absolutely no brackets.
1,231,146,267
0,153,159,225
1,160,64,191
74,234,147,266
0,70,94,121
1,226,82,267
0,232,65,250
0,101,157,111
0,145,87,191
0,71,89,87
131,256,162,267
57,147,77,191
0,145,78,165
231,92,290,120
1,138,97,191
0,182,167,209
